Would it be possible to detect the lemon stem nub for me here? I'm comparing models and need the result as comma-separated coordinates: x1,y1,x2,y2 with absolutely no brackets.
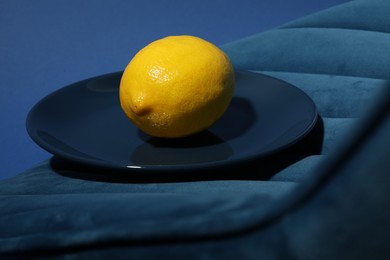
132,104,152,116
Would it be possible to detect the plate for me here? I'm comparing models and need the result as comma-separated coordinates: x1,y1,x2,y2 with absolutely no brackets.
26,71,317,172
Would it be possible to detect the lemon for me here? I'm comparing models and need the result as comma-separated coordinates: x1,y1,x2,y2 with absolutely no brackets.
119,35,235,138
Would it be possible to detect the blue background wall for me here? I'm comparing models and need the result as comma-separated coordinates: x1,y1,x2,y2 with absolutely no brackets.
0,0,351,180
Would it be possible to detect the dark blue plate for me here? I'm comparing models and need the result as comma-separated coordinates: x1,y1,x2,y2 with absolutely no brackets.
26,71,317,172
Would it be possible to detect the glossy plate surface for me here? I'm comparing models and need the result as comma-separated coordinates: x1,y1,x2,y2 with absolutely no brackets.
26,71,317,172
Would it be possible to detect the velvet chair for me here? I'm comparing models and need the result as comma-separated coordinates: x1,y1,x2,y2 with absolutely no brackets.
1,0,389,258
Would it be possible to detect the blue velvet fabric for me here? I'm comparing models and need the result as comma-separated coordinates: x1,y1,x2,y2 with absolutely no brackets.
1,0,390,258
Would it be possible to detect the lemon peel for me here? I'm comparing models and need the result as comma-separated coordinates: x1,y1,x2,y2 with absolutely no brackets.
119,35,235,138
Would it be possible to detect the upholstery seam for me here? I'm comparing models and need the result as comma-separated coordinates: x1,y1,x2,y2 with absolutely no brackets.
253,70,390,81
276,26,390,36
245,69,389,81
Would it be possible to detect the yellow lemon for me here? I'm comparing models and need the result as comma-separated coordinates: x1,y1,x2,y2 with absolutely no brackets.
119,35,235,138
